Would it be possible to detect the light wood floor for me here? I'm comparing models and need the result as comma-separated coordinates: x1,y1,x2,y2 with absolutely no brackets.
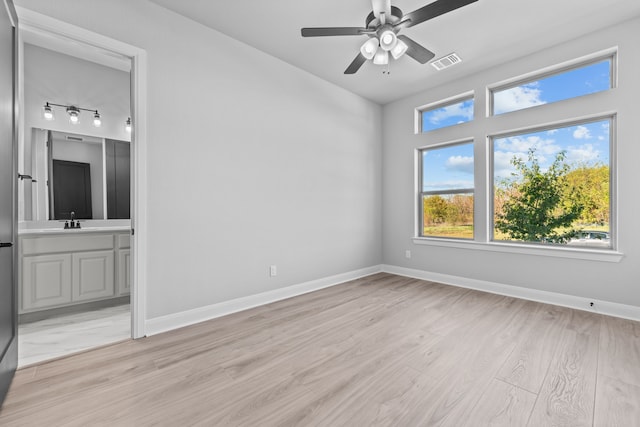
0,273,638,426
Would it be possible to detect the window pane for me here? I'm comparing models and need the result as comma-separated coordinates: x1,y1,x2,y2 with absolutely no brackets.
493,119,610,248
493,59,611,115
423,193,474,238
421,98,474,132
422,143,474,192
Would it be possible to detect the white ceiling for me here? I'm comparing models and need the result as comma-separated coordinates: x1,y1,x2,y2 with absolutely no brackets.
150,0,640,104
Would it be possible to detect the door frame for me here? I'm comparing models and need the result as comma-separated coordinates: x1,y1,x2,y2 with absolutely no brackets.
16,7,148,338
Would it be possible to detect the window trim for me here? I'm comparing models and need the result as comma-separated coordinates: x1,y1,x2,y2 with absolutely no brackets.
417,139,475,239
415,90,474,134
487,49,617,117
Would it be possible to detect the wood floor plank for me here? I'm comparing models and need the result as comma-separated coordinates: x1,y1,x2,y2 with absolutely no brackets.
462,378,537,427
527,310,600,427
594,376,640,427
0,273,638,427
496,303,572,393
598,314,640,387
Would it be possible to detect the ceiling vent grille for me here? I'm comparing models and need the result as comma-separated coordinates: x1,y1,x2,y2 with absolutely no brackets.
431,53,462,71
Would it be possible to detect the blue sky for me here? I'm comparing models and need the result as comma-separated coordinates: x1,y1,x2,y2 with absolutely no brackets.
422,60,611,192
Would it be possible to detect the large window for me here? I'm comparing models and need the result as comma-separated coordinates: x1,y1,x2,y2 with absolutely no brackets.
415,51,617,255
419,142,474,239
493,119,612,248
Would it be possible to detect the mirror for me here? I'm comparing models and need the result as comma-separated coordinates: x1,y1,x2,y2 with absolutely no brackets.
22,128,130,221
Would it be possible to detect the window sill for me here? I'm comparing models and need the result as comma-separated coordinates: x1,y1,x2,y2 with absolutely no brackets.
411,237,624,263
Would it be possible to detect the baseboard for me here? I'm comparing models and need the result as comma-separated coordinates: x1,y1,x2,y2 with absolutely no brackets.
382,264,640,322
145,265,383,336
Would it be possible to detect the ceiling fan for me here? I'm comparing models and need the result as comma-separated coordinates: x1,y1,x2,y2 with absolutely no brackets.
301,0,478,74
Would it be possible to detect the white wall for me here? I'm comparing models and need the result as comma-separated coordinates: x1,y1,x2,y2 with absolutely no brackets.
15,0,383,320
23,43,131,142
382,18,640,308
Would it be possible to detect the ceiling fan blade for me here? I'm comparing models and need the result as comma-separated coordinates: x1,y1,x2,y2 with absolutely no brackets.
371,0,392,20
400,0,478,28
344,53,368,74
301,27,368,37
397,35,435,64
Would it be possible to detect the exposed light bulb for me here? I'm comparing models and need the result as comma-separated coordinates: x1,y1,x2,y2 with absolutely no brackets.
390,39,408,59
360,38,379,60
43,103,54,121
379,29,397,51
373,49,389,65
66,106,80,125
125,117,132,133
93,111,102,127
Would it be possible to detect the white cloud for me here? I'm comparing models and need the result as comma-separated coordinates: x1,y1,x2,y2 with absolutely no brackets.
566,144,601,164
573,126,592,139
429,102,473,124
495,135,560,158
445,155,474,174
493,84,545,114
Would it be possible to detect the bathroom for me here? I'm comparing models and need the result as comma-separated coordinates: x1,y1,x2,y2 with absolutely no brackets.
17,27,133,366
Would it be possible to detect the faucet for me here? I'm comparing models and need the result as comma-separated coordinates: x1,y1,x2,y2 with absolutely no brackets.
64,211,80,229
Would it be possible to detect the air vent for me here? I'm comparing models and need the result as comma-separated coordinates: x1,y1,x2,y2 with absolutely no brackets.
431,53,462,71
66,136,84,142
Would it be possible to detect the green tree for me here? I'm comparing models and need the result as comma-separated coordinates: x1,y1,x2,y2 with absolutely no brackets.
565,165,609,225
423,195,450,225
495,149,583,243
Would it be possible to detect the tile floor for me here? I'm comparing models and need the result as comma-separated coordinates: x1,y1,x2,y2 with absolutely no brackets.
18,304,131,367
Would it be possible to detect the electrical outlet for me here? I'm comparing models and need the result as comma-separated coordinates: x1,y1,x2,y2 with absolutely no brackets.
270,265,277,277
405,250,411,259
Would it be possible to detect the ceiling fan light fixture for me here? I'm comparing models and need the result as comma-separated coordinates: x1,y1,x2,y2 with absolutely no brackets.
379,29,397,51
373,49,389,65
390,38,408,59
360,38,379,60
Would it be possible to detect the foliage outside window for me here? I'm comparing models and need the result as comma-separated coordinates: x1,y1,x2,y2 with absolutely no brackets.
493,119,611,248
492,59,612,115
420,96,474,132
420,142,474,239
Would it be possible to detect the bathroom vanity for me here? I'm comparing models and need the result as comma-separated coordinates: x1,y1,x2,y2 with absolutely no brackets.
18,224,131,314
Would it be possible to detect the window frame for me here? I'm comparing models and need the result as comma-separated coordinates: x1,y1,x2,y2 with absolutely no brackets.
416,91,474,134
488,115,616,249
417,139,475,240
488,52,617,117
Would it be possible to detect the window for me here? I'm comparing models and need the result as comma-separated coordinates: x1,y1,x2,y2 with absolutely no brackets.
492,118,611,248
414,51,618,258
419,142,474,239
492,58,612,115
419,95,474,132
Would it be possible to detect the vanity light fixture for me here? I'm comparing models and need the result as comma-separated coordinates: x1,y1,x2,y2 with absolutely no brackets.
43,102,54,120
42,102,103,128
125,117,132,133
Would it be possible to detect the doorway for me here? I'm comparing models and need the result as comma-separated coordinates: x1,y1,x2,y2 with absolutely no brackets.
14,7,147,366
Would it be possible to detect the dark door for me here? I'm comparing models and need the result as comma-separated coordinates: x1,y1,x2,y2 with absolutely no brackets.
52,159,93,220
105,139,130,219
0,0,18,407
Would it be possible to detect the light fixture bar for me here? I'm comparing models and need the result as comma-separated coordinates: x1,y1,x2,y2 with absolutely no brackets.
42,101,110,128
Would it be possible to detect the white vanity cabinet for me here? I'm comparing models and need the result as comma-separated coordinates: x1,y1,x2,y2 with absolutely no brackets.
19,230,130,313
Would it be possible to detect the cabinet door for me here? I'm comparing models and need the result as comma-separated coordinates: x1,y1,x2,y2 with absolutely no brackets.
117,249,130,296
22,254,72,311
72,250,115,302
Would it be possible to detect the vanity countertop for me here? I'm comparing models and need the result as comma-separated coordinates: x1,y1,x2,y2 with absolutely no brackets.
18,226,131,236
18,220,131,236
